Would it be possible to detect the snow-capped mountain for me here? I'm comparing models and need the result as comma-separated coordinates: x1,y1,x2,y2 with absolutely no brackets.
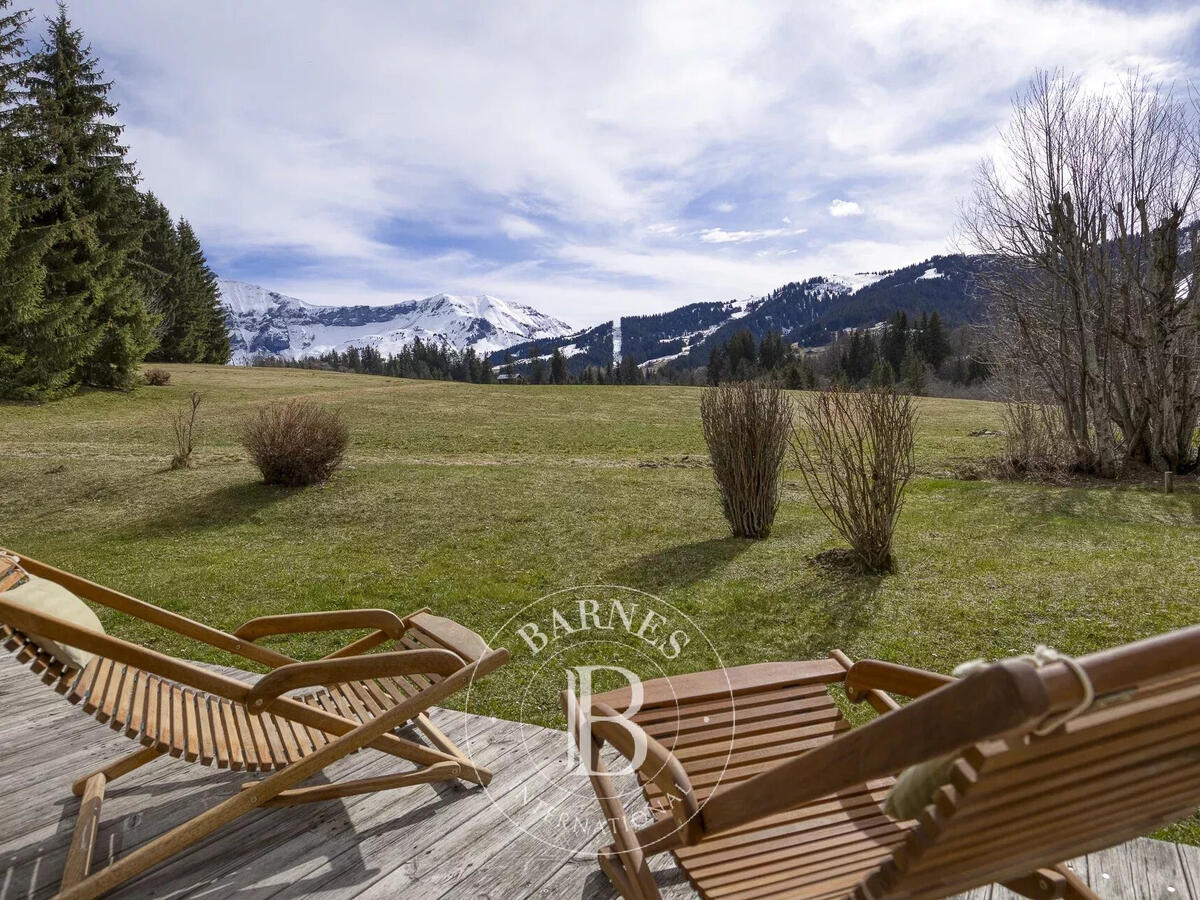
219,280,573,364
495,254,983,374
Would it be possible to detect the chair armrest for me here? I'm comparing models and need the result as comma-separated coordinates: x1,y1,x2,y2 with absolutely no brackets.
844,659,954,702
245,647,466,711
574,698,702,847
233,609,409,642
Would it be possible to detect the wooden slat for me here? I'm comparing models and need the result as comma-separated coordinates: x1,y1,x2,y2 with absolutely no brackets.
220,702,244,770
205,698,225,768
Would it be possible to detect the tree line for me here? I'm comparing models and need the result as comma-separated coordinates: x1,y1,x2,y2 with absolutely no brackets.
704,312,987,395
0,3,227,401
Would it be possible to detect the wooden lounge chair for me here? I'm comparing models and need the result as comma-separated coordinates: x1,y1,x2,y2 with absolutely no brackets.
566,627,1200,899
0,550,509,900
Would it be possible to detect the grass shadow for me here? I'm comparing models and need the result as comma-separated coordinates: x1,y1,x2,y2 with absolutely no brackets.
797,564,887,659
602,536,753,594
137,481,294,533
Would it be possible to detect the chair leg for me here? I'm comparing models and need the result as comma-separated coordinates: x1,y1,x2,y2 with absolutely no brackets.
1001,864,1099,900
412,711,494,785
71,746,163,796
61,774,106,891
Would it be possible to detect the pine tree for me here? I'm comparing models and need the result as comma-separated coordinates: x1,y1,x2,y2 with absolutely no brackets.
134,192,178,359
900,345,926,395
503,350,515,380
869,359,896,387
550,347,566,384
0,1,57,400
922,311,950,370
26,7,156,391
174,220,228,363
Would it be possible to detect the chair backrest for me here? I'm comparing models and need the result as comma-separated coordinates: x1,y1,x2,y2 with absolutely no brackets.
857,632,1200,898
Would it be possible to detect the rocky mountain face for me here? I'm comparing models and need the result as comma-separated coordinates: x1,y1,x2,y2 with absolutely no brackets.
219,280,573,364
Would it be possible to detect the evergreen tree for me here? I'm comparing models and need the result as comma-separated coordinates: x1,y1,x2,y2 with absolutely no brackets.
502,350,515,380
869,359,896,387
726,328,757,378
922,311,950,369
707,343,728,385
175,220,228,363
880,311,908,373
529,343,545,384
26,7,156,391
758,330,788,371
550,347,566,384
900,346,926,395
134,192,178,359
0,1,54,400
618,352,640,384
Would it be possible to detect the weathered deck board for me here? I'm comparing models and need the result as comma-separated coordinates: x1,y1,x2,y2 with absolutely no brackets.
2,653,1199,899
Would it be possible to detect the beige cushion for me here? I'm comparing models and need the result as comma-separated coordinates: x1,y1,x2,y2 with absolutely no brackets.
4,574,104,670
883,754,956,820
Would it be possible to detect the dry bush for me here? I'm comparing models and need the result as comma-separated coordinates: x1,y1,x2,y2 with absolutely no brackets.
242,399,349,486
700,381,792,539
144,367,171,386
792,386,916,573
1000,401,1070,475
169,391,201,470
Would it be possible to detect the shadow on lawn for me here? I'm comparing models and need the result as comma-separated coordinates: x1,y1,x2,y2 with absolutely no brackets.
138,481,293,533
602,536,752,595
795,567,886,659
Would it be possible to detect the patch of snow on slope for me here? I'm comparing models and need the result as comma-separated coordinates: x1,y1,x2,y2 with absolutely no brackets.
917,267,942,280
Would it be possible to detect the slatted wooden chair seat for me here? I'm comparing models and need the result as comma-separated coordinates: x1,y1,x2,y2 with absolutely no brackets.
0,550,509,900
568,629,1200,900
3,616,473,772
618,662,911,900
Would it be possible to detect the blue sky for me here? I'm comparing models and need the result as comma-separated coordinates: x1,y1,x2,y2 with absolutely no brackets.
27,0,1200,327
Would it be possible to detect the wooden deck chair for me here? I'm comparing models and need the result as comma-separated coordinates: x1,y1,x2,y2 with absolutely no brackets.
0,549,509,900
566,626,1200,899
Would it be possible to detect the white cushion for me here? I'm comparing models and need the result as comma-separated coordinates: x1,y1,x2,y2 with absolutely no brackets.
4,574,104,670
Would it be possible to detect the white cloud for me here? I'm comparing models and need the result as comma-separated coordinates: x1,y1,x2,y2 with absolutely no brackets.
498,215,544,240
699,227,790,243
27,0,1200,322
828,199,863,218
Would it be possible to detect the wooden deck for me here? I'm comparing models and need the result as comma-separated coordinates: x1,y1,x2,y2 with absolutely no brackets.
3,653,1200,899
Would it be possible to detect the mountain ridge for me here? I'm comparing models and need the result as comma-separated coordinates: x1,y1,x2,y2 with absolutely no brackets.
219,280,573,364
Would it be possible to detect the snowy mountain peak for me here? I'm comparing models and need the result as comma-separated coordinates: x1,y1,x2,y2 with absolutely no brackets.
219,279,572,365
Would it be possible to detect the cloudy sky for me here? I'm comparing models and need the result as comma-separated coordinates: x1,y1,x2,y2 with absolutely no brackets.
28,0,1200,326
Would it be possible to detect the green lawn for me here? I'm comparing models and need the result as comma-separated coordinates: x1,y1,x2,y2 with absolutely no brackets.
3,364,1199,841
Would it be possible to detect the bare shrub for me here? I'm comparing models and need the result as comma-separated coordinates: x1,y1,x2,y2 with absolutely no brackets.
792,386,916,573
144,367,171,386
1000,401,1070,475
242,399,349,486
169,391,201,470
700,381,792,539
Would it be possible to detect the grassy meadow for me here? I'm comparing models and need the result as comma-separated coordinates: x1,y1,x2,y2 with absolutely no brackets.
3,364,1200,840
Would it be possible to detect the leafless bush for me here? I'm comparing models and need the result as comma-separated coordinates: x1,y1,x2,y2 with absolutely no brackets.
700,381,793,539
144,367,171,386
1000,401,1070,475
792,386,916,573
170,391,201,470
242,399,349,486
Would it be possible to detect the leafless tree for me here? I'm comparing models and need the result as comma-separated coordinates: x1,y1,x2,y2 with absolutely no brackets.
964,70,1200,475
791,386,916,574
170,391,201,470
700,381,792,539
